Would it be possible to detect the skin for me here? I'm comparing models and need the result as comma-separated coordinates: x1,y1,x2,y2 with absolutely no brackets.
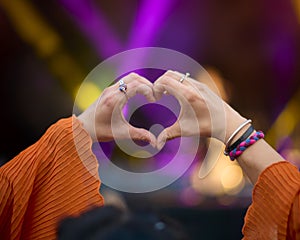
153,70,284,184
77,72,157,147
78,71,284,185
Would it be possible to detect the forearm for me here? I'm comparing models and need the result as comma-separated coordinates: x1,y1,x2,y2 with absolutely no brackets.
224,106,284,184
236,139,284,184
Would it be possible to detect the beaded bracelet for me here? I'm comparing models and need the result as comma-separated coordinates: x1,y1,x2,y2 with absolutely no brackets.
229,131,264,160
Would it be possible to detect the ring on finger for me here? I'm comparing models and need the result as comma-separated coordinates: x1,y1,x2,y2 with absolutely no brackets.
179,72,190,83
119,79,127,93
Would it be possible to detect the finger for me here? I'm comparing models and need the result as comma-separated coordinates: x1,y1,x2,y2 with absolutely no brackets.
110,107,157,147
127,73,155,102
128,125,157,148
116,74,156,104
128,82,156,102
172,71,192,84
128,72,154,89
154,70,188,95
157,70,191,85
152,83,165,100
119,72,154,93
156,122,181,150
153,71,178,100
117,82,155,109
153,79,187,103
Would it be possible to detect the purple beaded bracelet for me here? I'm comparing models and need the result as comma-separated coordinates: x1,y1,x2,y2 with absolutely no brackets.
229,131,265,160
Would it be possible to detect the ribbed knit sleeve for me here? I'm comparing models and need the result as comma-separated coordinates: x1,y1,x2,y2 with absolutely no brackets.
287,192,300,239
243,161,300,239
0,116,104,240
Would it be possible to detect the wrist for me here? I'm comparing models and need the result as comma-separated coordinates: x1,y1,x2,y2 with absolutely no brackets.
224,111,247,144
77,114,97,142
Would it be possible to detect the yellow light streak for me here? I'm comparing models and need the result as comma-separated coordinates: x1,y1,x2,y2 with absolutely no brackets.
0,0,89,108
266,93,300,146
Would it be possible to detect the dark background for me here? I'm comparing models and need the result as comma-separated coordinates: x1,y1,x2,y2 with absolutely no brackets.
1,0,299,238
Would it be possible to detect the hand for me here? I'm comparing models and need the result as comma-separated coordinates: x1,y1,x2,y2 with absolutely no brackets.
77,73,157,147
153,70,246,149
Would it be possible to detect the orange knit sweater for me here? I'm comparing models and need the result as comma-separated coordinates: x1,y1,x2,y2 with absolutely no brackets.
0,117,104,239
243,161,300,239
0,117,299,239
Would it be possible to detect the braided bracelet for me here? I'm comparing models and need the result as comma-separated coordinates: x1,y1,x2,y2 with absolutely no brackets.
229,131,264,160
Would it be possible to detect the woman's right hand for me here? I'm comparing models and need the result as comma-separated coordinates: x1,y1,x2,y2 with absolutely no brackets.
77,72,157,147
153,70,246,149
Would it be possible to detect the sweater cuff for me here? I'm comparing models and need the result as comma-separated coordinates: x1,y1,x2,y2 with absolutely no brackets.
243,161,300,239
72,115,99,179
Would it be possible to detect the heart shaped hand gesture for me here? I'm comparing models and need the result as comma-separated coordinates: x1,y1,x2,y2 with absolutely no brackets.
78,71,246,149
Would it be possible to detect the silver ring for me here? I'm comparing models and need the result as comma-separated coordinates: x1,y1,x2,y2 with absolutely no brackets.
119,79,127,93
179,72,190,83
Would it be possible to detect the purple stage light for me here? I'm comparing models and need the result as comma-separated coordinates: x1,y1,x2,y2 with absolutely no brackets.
60,0,198,176
127,0,176,49
60,0,122,58
60,0,176,61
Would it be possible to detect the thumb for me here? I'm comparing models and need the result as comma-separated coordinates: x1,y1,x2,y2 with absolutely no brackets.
156,122,181,150
129,126,157,148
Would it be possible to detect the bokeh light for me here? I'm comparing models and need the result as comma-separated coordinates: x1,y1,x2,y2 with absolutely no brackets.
1,0,300,238
74,82,102,110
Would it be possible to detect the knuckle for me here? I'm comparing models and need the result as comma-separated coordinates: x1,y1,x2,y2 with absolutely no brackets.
101,87,110,96
164,76,173,81
139,134,148,142
185,91,199,103
103,94,115,108
187,96,198,103
197,82,206,90
131,129,148,141
129,80,139,89
160,75,173,84
128,72,139,80
164,70,174,78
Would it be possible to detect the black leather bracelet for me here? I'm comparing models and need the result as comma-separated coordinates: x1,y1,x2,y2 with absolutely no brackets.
224,125,254,155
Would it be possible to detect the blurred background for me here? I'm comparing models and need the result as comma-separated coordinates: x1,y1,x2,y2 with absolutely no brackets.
1,0,300,239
